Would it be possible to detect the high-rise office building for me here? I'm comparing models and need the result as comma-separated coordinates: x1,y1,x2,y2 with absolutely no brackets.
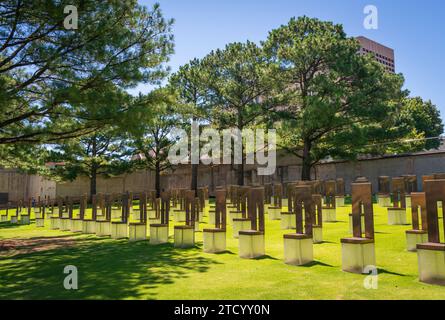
356,36,395,73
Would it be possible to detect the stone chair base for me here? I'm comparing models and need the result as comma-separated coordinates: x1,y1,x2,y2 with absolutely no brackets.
349,214,365,234
322,208,336,222
148,210,157,219
82,220,96,234
111,209,121,219
173,211,186,223
280,212,296,230
60,218,71,231
203,229,226,253
335,196,345,208
232,218,251,239
149,217,161,225
208,210,215,224
131,212,140,221
282,199,288,208
34,217,44,227
96,221,112,236
111,222,128,239
239,230,265,259
1,215,8,222
174,225,195,248
268,207,281,220
417,243,445,286
405,196,412,208
283,233,314,266
129,223,147,241
406,230,428,252
312,225,323,244
230,211,243,224
20,215,30,225
10,216,18,224
387,208,407,225
377,194,391,207
70,219,83,232
341,238,376,274
50,217,60,230
150,224,169,244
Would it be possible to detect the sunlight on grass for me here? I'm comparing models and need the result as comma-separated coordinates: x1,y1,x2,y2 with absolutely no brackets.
0,203,444,299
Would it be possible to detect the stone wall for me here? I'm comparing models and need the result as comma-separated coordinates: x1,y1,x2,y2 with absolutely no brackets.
55,170,155,197
2,149,444,200
0,169,56,203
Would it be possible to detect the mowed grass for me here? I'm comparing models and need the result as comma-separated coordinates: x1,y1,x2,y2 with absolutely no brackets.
0,202,444,300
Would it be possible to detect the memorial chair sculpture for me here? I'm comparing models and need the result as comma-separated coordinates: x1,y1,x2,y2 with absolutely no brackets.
203,188,227,253
283,185,314,266
96,194,113,237
150,191,170,244
388,177,408,225
50,197,63,230
129,192,147,241
0,203,9,222
340,180,376,274
10,200,21,224
19,198,31,225
405,192,428,251
70,195,86,232
198,186,209,221
238,187,266,259
268,184,283,220
403,175,418,208
60,198,73,231
82,195,98,234
174,190,198,248
281,183,297,230
416,179,445,286
149,195,161,225
335,178,346,207
111,193,130,239
312,194,323,244
377,176,391,207
35,197,45,227
232,186,252,238
172,189,186,223
323,180,337,222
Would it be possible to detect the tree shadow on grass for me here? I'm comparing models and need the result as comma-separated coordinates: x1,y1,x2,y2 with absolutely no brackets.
212,250,235,255
0,236,221,300
254,255,279,261
314,241,337,244
0,222,22,229
377,268,407,277
300,260,334,268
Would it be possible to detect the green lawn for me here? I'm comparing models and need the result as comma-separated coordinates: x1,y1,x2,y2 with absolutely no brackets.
0,203,444,300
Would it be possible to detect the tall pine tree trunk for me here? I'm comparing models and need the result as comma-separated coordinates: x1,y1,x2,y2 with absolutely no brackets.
237,113,244,186
90,137,98,201
190,117,199,196
191,163,198,196
90,166,97,201
155,160,161,198
301,139,312,181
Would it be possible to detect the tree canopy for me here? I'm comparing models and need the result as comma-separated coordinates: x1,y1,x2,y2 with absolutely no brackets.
263,16,411,180
0,0,173,148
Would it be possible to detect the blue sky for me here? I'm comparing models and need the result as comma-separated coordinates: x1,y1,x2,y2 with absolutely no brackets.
138,0,445,121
